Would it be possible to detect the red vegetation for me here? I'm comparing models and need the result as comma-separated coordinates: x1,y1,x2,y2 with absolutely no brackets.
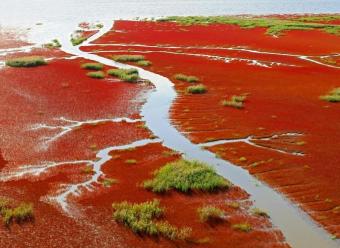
84,20,340,238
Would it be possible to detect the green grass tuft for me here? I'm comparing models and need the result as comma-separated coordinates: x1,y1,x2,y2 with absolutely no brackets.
125,159,137,164
174,74,199,83
5,56,47,67
232,223,252,232
320,88,340,102
71,36,87,46
197,206,225,222
44,39,62,49
186,84,207,94
251,208,270,218
102,178,118,187
0,199,34,226
112,199,191,240
87,71,105,79
81,63,104,70
137,60,152,66
107,68,139,82
112,55,145,62
222,95,247,109
143,159,231,193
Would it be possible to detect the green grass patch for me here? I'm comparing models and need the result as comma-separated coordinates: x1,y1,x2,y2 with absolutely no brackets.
112,199,191,240
44,39,62,49
232,223,252,232
125,159,137,164
71,35,88,46
81,63,104,70
251,208,269,218
137,60,152,66
102,178,118,187
320,88,340,102
5,56,47,67
174,74,199,83
0,198,34,226
158,16,340,36
143,159,231,193
186,84,207,94
107,68,139,82
197,206,225,223
87,71,105,79
112,55,145,62
222,95,247,109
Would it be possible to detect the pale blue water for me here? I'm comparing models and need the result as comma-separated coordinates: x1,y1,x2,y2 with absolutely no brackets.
0,0,339,26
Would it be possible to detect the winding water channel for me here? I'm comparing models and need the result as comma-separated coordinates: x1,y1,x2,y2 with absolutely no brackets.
48,21,339,248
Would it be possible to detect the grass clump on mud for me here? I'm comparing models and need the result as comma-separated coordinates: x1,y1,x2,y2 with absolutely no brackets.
44,39,62,49
87,71,105,79
81,63,104,70
320,88,340,102
71,36,87,46
112,55,145,62
222,95,247,109
198,206,225,223
174,73,199,83
0,198,34,226
107,68,139,82
143,159,231,193
186,84,207,94
5,56,47,67
136,60,152,66
158,16,340,36
112,199,192,240
232,223,252,232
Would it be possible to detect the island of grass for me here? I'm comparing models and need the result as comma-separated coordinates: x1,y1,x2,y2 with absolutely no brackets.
87,71,105,79
112,55,145,62
81,63,104,70
44,39,62,49
186,84,207,94
198,205,225,223
5,56,47,67
143,159,231,193
112,199,191,240
222,95,247,109
174,73,199,83
158,16,340,36
0,198,34,226
71,36,88,46
320,88,340,102
107,68,139,82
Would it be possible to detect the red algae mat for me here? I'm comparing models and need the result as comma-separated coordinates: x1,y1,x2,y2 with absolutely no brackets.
0,31,290,247
83,20,340,239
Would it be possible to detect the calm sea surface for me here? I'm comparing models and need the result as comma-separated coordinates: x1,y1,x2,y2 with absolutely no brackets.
0,0,339,26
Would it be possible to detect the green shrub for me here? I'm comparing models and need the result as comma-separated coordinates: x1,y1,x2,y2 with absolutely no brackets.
112,199,191,240
5,56,47,67
222,95,247,109
251,208,269,218
102,178,118,187
186,84,207,94
174,74,199,83
112,55,145,62
320,88,340,102
137,60,152,66
125,159,137,164
44,39,62,49
107,68,139,82
232,223,252,232
197,206,225,222
87,71,105,79
143,159,231,193
81,63,104,70
1,202,34,226
71,36,87,46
